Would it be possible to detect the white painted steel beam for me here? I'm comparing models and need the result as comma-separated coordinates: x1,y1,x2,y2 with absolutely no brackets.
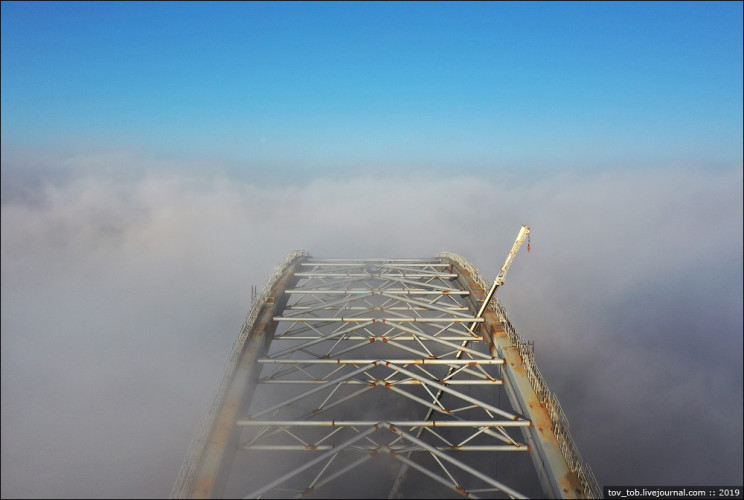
301,262,450,267
305,258,440,262
273,335,482,341
260,379,503,385
286,305,471,310
273,316,484,322
257,358,503,365
295,272,459,278
284,288,471,295
237,420,531,427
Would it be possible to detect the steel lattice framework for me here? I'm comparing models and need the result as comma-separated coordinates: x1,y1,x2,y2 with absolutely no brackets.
171,251,600,499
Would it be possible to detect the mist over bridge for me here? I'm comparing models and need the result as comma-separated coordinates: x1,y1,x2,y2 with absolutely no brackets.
171,251,600,499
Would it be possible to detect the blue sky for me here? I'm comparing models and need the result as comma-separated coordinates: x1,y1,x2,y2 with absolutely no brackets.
2,1,742,177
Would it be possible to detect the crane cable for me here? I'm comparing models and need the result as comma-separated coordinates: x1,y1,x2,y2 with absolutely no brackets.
527,232,531,252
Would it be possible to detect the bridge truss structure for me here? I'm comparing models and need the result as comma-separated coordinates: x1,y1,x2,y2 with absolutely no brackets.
171,251,600,499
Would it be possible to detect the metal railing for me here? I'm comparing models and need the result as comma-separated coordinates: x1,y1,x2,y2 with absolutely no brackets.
436,251,601,499
170,250,308,498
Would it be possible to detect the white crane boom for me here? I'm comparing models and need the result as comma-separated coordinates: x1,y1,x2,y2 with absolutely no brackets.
470,225,530,329
495,224,531,286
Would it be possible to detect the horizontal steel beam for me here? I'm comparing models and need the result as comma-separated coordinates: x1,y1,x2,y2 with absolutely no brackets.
258,358,502,365
295,272,458,278
284,289,470,295
237,420,531,427
285,306,470,311
301,262,449,267
260,379,503,385
377,291,475,318
273,317,484,323
241,444,530,452
305,258,440,262
273,335,483,341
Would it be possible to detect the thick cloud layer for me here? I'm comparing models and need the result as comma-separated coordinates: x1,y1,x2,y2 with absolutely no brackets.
1,162,742,497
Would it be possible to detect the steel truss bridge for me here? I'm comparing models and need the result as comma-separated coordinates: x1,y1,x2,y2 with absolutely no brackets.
171,251,600,499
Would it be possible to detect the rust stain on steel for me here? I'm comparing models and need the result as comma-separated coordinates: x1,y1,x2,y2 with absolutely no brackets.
446,257,585,499
191,475,215,499
187,255,306,499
